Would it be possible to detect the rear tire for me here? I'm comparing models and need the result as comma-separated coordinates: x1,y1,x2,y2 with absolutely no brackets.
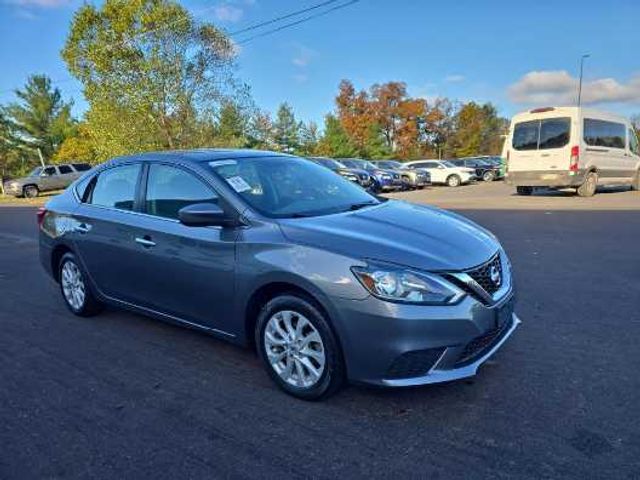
23,185,39,198
58,252,102,317
577,171,598,197
516,186,533,196
447,175,461,187
256,294,345,400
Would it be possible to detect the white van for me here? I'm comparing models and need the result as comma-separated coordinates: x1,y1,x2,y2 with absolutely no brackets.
505,107,640,196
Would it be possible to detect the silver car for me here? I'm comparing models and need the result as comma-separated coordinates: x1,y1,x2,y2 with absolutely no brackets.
39,150,520,400
4,163,92,198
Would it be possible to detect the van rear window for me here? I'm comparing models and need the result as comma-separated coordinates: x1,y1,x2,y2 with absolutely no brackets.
512,117,570,151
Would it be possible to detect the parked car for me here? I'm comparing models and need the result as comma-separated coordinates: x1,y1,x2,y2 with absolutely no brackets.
3,163,92,198
39,149,520,400
505,106,640,196
479,156,506,178
405,160,474,187
308,157,373,189
371,160,431,189
338,158,403,192
449,158,502,182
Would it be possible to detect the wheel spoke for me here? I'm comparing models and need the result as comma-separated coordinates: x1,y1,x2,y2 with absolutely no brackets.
299,357,321,381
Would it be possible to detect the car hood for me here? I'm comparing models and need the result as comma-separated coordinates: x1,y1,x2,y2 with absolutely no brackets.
338,168,369,177
278,200,499,271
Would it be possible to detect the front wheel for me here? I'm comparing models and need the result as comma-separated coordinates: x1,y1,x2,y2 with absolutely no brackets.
256,295,345,400
447,175,461,187
577,171,598,197
482,171,495,182
23,185,39,198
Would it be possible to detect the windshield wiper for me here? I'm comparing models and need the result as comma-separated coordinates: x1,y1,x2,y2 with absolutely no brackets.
347,201,378,211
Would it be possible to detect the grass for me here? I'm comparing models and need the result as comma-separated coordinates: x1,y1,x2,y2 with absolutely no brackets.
0,191,60,206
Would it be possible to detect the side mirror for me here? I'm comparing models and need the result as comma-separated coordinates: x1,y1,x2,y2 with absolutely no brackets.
178,203,232,227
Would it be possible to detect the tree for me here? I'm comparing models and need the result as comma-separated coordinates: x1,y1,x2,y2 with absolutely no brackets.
272,103,299,153
450,102,506,157
316,114,357,158
214,101,248,148
3,75,75,163
298,121,319,155
62,0,239,161
247,110,274,150
53,122,97,163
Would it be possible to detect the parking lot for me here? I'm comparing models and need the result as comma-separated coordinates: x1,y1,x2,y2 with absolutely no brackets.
1,183,639,479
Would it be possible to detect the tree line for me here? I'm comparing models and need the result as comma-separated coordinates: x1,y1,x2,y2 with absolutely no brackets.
2,0,510,180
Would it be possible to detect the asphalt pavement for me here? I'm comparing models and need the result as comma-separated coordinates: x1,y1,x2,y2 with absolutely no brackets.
1,197,639,479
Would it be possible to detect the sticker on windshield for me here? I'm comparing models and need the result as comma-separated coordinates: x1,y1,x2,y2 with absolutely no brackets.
226,176,252,192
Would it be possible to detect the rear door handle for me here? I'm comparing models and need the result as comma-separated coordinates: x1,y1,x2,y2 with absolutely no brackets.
135,236,156,248
75,223,90,234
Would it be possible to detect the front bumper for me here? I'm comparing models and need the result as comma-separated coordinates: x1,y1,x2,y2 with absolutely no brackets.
3,183,22,196
506,170,585,187
328,288,519,387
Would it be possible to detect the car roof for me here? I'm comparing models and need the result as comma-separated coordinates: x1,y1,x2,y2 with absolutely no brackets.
109,149,292,165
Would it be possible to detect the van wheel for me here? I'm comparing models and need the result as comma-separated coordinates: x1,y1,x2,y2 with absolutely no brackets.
577,171,598,197
256,294,345,400
516,186,533,196
447,175,461,187
23,185,39,198
632,170,640,191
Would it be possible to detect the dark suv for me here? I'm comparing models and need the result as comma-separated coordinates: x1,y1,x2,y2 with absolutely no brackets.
449,158,502,182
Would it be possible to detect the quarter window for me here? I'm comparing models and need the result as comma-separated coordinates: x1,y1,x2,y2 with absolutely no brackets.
90,164,141,211
145,164,218,220
72,163,92,172
583,119,625,149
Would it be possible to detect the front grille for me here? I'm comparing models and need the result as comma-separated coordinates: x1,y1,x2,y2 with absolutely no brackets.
455,316,513,367
466,254,503,296
386,347,446,379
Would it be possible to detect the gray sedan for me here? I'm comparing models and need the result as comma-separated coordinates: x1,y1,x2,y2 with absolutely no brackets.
39,150,520,400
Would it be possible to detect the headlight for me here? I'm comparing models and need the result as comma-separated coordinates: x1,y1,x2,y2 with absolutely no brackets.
381,174,391,180
352,263,464,305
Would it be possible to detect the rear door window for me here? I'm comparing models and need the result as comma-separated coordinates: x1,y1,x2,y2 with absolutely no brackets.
58,165,73,174
628,129,639,155
513,118,571,150
584,119,626,149
90,164,141,211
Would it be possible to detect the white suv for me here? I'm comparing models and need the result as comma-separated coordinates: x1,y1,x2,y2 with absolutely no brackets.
405,160,474,187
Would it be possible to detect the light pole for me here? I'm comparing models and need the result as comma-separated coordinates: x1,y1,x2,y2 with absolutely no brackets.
577,54,590,107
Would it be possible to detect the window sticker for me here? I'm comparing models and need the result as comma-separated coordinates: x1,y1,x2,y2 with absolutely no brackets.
226,175,252,192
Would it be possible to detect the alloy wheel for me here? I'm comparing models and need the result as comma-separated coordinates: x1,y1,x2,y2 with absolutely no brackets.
61,260,86,311
263,310,326,388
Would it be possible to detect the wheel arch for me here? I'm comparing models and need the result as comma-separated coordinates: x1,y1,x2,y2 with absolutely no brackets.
51,244,73,282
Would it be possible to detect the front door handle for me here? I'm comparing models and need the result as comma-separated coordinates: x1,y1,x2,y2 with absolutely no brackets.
135,236,156,248
75,223,90,234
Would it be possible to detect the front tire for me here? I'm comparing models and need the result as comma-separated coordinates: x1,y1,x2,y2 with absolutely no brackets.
577,171,598,197
256,294,345,400
59,252,102,317
447,174,461,187
23,185,39,198
482,171,495,182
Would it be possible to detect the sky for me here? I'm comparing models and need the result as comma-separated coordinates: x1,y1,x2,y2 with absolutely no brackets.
1,0,640,126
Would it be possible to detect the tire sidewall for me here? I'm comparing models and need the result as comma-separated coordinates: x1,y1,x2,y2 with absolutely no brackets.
58,252,100,316
448,175,461,187
577,172,598,197
483,171,494,182
255,295,344,400
24,185,39,198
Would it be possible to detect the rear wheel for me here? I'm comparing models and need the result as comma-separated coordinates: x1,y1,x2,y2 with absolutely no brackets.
23,185,39,198
256,294,345,400
446,175,461,187
516,186,533,196
577,171,598,197
59,252,102,317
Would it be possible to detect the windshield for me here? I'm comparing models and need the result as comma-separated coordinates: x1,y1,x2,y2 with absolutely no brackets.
341,159,377,170
380,161,402,168
29,167,42,177
442,161,456,168
208,156,380,218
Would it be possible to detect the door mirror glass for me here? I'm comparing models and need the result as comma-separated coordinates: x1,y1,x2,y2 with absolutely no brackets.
178,203,229,227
